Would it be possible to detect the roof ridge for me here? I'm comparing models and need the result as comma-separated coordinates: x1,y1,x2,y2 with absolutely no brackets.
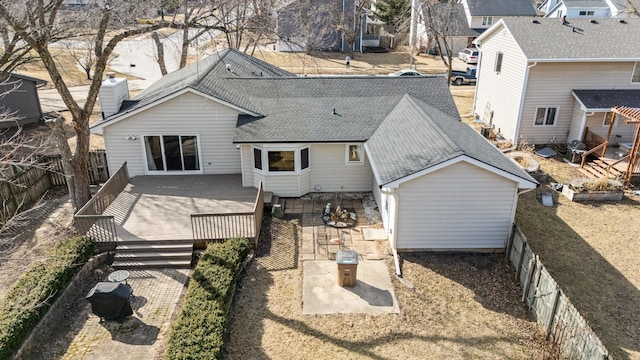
402,95,462,153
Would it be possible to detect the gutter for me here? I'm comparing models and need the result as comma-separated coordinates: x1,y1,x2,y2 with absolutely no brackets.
379,187,402,277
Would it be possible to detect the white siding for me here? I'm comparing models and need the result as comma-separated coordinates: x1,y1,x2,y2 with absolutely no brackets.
520,62,640,144
239,143,374,196
102,92,242,177
567,101,585,143
474,27,529,144
396,161,518,250
241,144,253,187
583,112,637,143
309,144,373,192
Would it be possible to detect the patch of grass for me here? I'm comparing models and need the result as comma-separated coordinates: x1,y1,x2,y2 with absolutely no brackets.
513,156,530,168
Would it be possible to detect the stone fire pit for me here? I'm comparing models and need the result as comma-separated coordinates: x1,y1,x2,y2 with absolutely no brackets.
322,203,357,228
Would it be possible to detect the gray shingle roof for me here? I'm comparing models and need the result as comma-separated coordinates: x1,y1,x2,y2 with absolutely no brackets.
466,0,536,16
95,48,535,186
497,17,640,60
232,75,459,142
93,48,293,127
367,95,536,185
573,90,640,109
559,0,609,8
428,3,484,37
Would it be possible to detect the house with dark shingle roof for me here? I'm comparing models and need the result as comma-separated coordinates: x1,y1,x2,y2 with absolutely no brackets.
538,0,640,18
473,17,640,146
0,73,47,129
91,48,537,251
420,0,536,55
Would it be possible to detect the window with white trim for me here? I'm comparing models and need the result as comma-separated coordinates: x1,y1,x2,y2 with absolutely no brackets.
268,150,295,172
494,52,503,73
346,144,363,164
144,135,200,172
534,107,558,126
603,112,617,127
252,145,310,174
253,148,262,170
482,16,493,26
632,62,640,83
578,10,594,16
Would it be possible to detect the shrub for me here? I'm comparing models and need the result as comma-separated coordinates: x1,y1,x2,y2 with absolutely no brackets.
165,238,251,360
0,236,95,358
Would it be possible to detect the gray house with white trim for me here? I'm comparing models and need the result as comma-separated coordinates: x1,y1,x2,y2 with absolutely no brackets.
0,73,47,129
92,48,537,252
473,17,640,146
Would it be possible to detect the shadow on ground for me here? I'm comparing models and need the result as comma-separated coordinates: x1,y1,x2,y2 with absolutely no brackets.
517,191,640,359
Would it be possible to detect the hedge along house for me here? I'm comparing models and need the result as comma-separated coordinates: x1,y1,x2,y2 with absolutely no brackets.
91,48,537,271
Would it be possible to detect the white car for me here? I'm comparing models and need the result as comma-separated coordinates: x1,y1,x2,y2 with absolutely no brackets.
389,69,423,77
458,48,479,64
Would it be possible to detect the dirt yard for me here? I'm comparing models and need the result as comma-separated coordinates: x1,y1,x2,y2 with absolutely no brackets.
225,217,556,359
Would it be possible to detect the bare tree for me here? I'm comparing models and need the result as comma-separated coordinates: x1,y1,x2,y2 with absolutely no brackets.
64,39,97,80
420,0,457,85
0,0,205,212
336,0,368,57
0,19,36,73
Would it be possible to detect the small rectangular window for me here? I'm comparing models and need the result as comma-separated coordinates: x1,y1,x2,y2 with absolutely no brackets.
632,62,640,83
482,16,493,26
253,147,262,170
346,144,363,164
301,148,309,170
494,52,503,73
603,112,617,127
534,107,558,126
268,151,295,172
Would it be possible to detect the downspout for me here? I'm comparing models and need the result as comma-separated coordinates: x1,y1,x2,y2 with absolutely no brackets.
379,187,402,277
514,61,537,146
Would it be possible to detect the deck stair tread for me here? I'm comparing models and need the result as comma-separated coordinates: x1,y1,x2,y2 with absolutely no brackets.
114,251,192,259
116,243,193,251
112,260,192,269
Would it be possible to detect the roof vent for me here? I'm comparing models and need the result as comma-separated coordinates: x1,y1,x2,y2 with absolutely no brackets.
619,19,627,24
532,19,540,24
590,19,598,24
226,64,231,71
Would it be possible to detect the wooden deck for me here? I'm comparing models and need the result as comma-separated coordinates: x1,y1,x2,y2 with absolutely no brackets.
103,175,258,241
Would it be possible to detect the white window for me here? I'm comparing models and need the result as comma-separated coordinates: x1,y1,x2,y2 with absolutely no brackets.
346,144,363,164
534,107,558,126
632,62,640,83
482,16,493,26
578,10,594,15
144,135,200,172
603,112,618,127
253,145,310,174
494,52,503,73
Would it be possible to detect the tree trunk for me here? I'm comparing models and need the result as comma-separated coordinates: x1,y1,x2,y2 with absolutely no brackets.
151,32,168,76
47,114,77,209
180,27,189,68
71,112,92,209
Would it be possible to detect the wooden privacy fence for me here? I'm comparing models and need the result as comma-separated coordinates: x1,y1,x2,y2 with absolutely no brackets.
507,225,609,359
191,182,264,248
0,150,110,225
74,162,129,243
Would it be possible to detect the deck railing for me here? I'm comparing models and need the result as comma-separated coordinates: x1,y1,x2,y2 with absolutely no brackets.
580,141,608,169
191,182,264,248
74,162,129,242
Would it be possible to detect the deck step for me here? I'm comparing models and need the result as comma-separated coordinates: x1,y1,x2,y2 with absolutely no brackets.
116,243,193,252
112,239,194,269
112,259,192,269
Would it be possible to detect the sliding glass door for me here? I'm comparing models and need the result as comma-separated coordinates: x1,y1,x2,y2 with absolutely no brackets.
144,135,200,173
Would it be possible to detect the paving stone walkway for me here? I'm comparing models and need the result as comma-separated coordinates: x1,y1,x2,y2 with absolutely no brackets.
60,269,190,360
283,198,387,261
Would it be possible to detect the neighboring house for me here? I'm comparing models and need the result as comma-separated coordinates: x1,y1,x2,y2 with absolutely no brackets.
473,17,640,146
91,48,537,252
539,0,640,18
423,3,483,55
421,0,536,55
462,0,537,28
0,73,47,129
275,0,387,52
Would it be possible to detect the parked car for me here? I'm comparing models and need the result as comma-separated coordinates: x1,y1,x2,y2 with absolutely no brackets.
135,17,155,25
389,69,423,77
458,48,479,64
451,66,477,86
